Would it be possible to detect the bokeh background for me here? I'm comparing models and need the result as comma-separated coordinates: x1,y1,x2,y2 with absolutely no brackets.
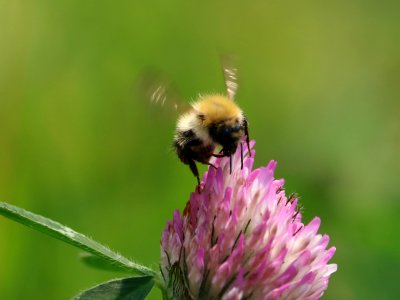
1,0,399,299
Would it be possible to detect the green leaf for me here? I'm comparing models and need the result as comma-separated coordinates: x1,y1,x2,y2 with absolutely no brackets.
73,276,154,300
80,253,134,273
0,202,155,276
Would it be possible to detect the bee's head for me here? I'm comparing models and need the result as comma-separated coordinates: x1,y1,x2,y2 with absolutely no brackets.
209,119,244,154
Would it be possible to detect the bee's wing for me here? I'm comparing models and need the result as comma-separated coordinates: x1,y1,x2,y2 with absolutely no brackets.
221,56,239,100
136,69,190,115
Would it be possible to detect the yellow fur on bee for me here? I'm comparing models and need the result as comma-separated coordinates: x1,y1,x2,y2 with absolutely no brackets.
192,94,243,126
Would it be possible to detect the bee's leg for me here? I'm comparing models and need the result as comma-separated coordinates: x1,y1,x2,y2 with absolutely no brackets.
213,147,230,157
243,117,251,157
205,162,218,170
229,155,232,174
188,159,201,193
240,142,243,169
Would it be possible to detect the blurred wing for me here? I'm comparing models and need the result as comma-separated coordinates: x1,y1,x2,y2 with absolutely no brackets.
221,56,238,100
136,69,190,115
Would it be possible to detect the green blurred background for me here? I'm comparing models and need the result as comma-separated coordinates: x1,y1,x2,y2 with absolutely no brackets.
1,0,399,299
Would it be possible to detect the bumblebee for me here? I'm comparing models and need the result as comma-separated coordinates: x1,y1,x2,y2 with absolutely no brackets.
173,63,250,191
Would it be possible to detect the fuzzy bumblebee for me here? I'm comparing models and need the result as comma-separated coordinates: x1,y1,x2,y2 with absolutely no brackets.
173,63,250,191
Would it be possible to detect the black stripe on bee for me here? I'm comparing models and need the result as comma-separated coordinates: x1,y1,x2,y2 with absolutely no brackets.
180,130,202,146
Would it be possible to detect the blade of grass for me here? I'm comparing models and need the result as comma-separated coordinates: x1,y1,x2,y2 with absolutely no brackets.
80,253,135,273
0,201,155,276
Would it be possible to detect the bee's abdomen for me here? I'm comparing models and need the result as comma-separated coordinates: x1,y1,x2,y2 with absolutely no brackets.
174,129,214,165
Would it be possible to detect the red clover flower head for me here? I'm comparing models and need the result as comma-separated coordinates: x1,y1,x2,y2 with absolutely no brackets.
160,141,337,299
